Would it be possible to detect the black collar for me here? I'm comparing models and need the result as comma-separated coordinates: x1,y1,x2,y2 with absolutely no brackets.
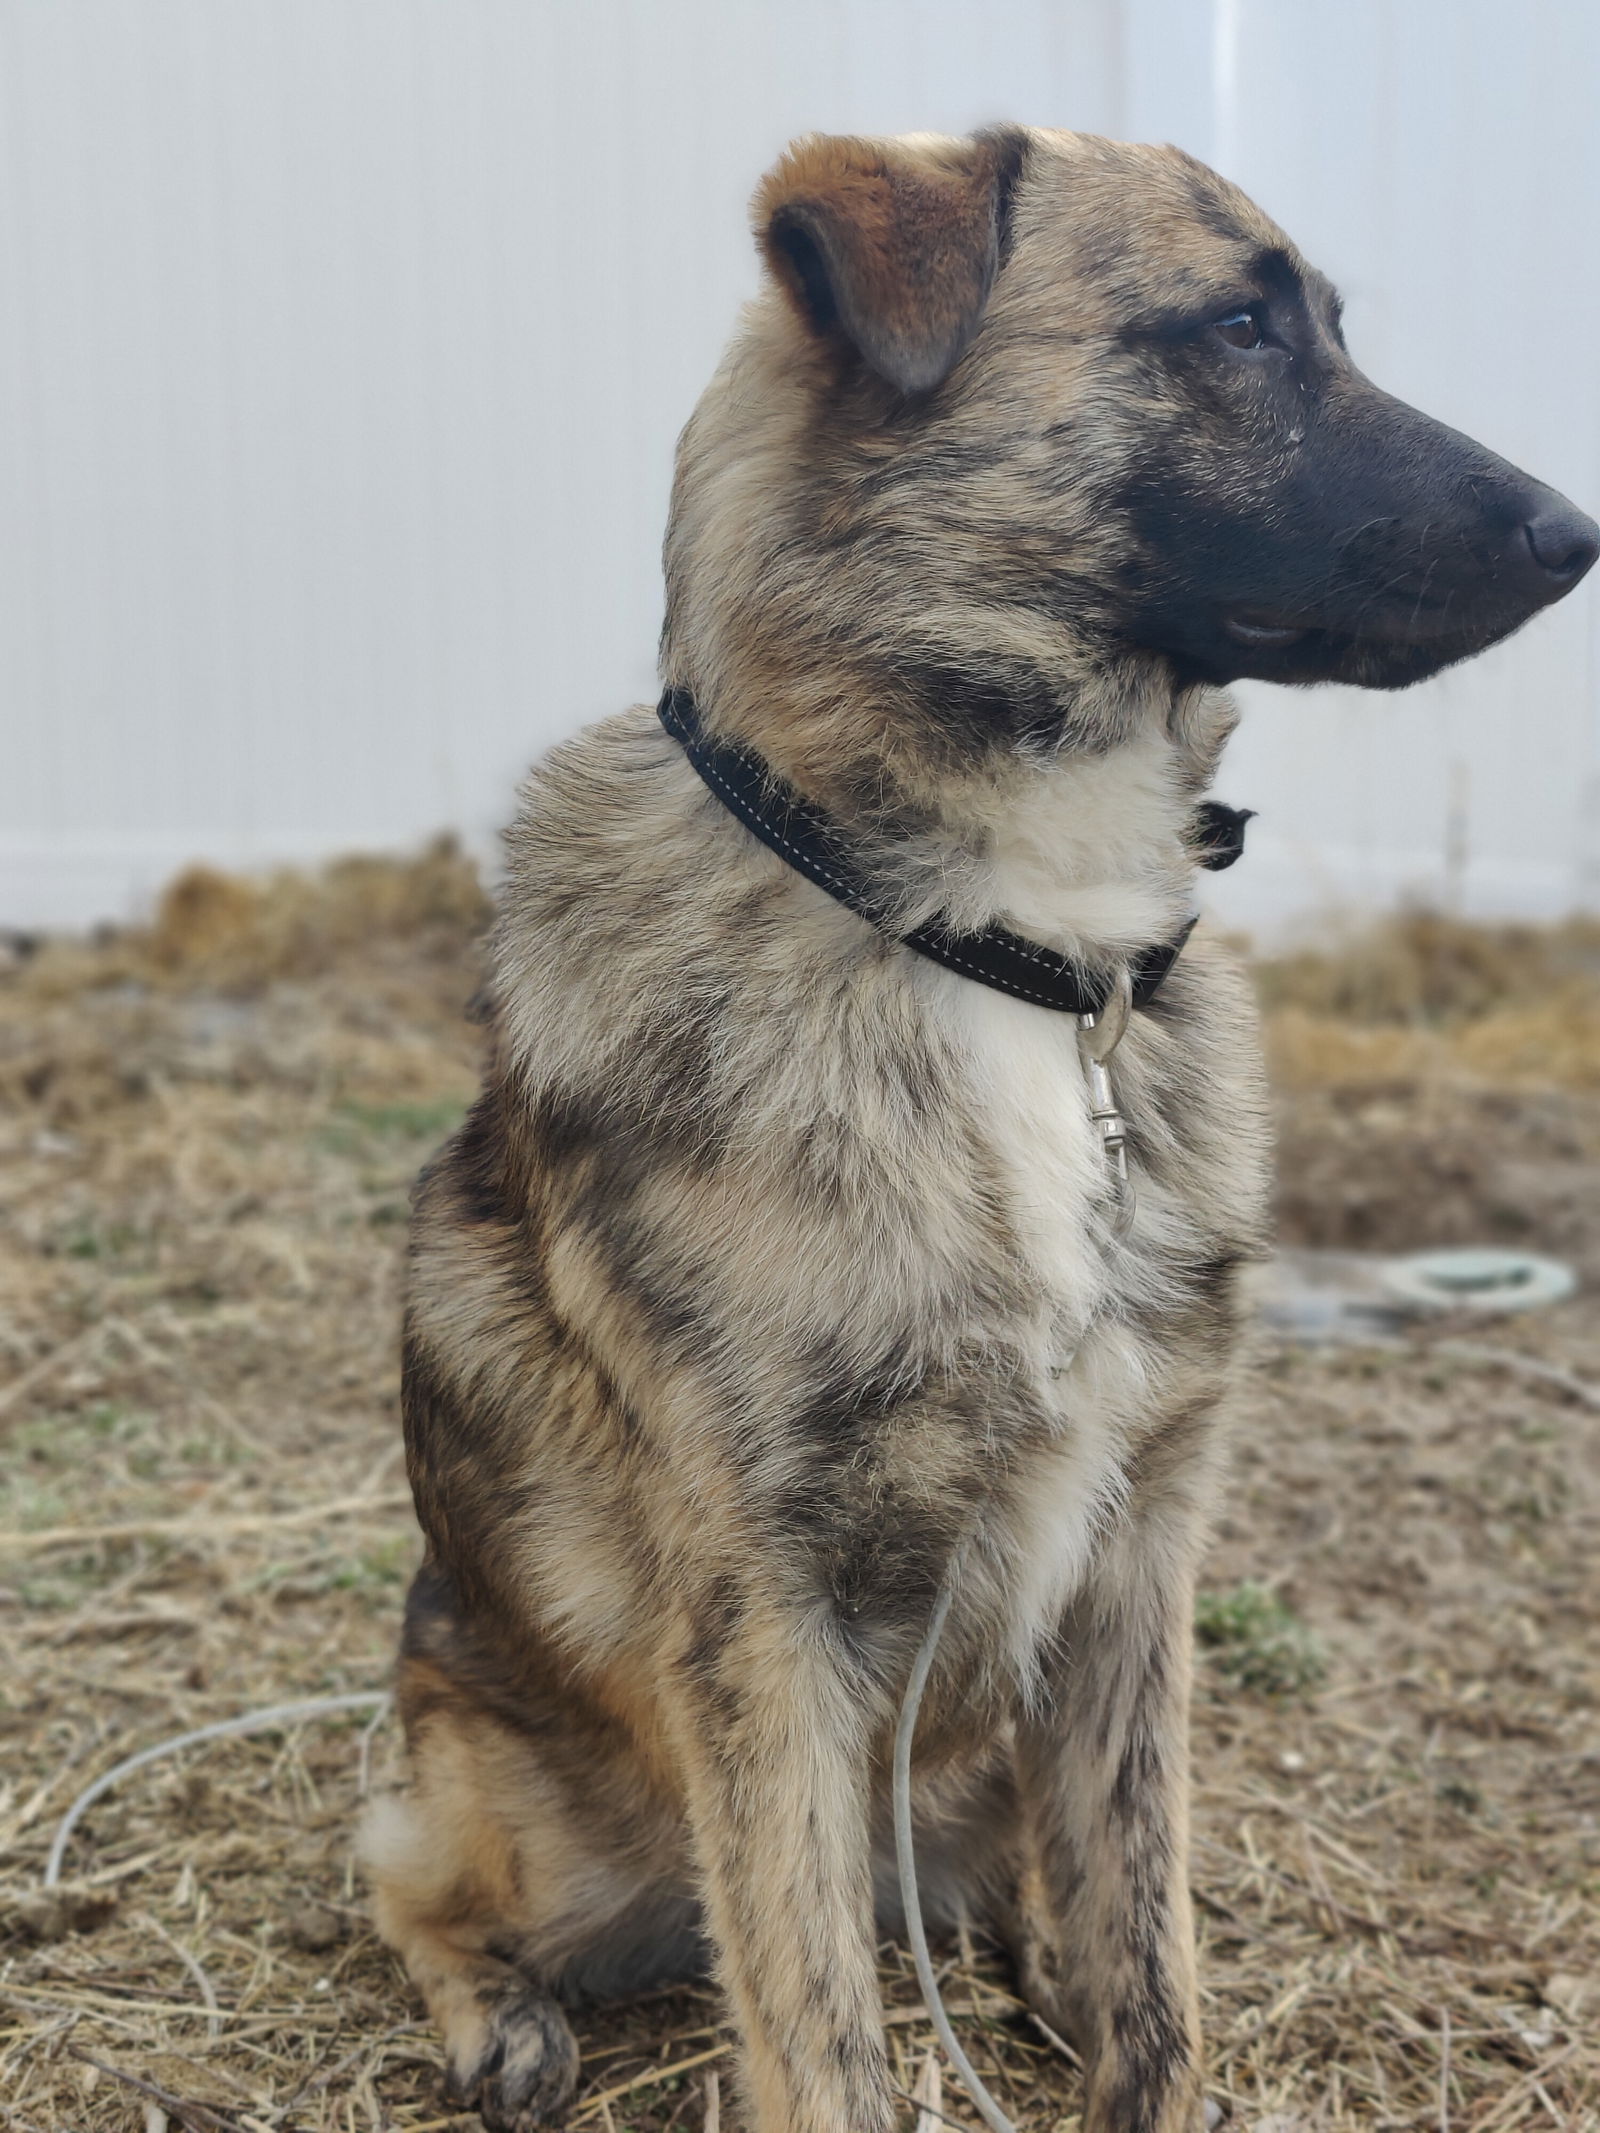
658,688,1250,1018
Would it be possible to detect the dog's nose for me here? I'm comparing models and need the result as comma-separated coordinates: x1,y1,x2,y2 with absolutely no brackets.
1516,499,1600,598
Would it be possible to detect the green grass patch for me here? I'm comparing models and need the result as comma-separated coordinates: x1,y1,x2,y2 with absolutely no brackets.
1196,1580,1326,1698
314,1097,470,1175
59,1221,145,1262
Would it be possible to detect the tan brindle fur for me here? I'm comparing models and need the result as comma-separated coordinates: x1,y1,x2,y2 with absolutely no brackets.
362,127,1286,2133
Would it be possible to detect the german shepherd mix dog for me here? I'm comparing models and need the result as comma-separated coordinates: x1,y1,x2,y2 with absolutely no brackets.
363,129,1596,2133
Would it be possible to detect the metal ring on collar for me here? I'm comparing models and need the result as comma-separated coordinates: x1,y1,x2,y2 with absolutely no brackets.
1076,965,1134,1062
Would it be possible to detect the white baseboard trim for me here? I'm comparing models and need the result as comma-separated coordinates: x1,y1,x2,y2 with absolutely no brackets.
3,827,1595,939
1201,832,1600,943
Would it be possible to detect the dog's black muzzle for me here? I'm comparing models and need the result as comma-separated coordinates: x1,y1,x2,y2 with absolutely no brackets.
1133,376,1599,691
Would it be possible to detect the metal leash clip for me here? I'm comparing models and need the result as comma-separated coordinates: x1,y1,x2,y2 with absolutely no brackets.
1076,966,1136,1231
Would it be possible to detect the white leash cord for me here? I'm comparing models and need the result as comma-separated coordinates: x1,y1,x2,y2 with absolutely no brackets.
43,1692,392,1888
892,1574,1018,2133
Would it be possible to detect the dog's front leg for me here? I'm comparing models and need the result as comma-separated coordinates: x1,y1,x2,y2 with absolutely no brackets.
1014,1491,1210,2133
668,1604,890,2133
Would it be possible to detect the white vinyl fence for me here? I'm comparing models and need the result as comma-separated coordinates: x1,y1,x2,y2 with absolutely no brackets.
3,0,1597,935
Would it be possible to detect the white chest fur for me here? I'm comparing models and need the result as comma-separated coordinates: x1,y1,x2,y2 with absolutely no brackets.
949,981,1109,1338
945,978,1157,1670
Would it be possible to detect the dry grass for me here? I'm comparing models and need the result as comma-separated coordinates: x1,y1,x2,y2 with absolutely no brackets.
1,858,1597,2132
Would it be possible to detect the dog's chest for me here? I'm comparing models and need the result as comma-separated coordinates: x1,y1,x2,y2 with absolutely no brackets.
948,981,1123,1344
944,981,1169,1650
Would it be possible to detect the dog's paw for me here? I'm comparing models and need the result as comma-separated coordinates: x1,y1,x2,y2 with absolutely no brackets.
443,1980,581,2131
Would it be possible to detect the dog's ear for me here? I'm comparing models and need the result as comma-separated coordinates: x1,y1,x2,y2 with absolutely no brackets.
754,130,1025,395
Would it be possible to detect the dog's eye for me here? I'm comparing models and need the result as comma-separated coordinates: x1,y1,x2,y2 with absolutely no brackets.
1213,310,1264,349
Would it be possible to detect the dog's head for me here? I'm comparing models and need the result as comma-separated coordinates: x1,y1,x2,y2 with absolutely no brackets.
666,127,1595,775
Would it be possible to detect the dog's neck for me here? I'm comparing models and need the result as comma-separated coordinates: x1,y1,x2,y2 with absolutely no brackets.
959,720,1205,959
661,322,1240,964
669,666,1235,964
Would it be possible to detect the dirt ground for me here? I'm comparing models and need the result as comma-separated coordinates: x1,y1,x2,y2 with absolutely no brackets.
1,852,1596,2133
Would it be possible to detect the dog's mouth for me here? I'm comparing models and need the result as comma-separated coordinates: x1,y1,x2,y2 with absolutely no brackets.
1187,600,1536,693
1222,612,1310,650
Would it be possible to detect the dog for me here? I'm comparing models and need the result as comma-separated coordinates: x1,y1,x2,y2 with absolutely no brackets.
361,126,1596,2133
